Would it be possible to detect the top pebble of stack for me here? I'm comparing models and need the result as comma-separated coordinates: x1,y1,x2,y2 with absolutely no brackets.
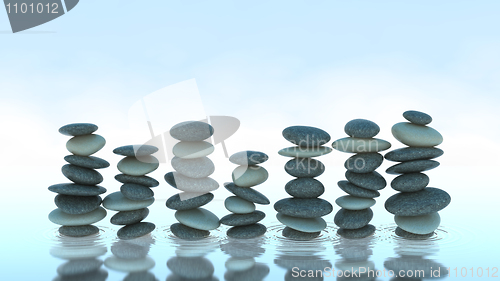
282,126,330,147
403,110,432,125
59,123,98,136
170,121,214,141
344,119,380,138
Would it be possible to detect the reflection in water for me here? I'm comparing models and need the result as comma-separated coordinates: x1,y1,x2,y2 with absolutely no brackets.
221,237,270,280
334,236,377,280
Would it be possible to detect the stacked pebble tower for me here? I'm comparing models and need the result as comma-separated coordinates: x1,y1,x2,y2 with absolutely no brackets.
331,119,392,239
48,123,109,237
274,126,334,240
384,110,451,238
221,150,270,239
102,144,159,239
165,121,220,240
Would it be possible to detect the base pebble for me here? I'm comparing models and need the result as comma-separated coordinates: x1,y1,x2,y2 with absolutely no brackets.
282,227,321,240
337,224,376,239
170,223,211,240
117,222,156,240
227,223,267,239
395,227,434,239
59,225,99,237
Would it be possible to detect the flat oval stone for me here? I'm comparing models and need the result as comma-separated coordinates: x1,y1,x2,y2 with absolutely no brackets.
166,193,214,210
220,211,265,226
117,222,156,239
64,155,110,169
62,164,103,185
113,145,158,157
225,196,256,214
165,172,219,192
403,110,432,125
49,207,107,226
276,213,327,232
171,156,215,178
337,224,375,239
344,119,380,138
335,195,376,210
59,225,99,237
332,137,391,153
395,227,434,239
395,212,440,235
59,123,98,136
111,208,149,225
232,165,268,188
274,198,333,218
385,187,451,216
344,153,383,173
66,134,106,156
344,171,386,191
392,122,443,147
105,256,155,273
175,208,220,231
227,223,266,239
170,223,210,240
224,182,270,205
170,121,214,141
103,192,154,211
285,178,324,198
120,183,154,201
386,160,439,174
49,183,107,196
391,173,429,192
282,227,321,240
55,195,101,215
285,158,325,178
229,151,269,165
282,126,331,148
167,256,214,279
117,156,159,176
334,208,373,229
115,174,159,187
338,180,380,198
385,147,443,162
278,146,332,158
172,141,214,159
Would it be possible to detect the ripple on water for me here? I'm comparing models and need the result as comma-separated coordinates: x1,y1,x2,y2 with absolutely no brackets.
31,225,117,247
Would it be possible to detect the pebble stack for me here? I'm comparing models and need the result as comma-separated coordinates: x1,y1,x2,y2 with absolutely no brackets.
48,123,109,237
221,150,270,239
275,126,334,240
385,110,451,238
165,121,220,240
103,144,159,240
332,119,392,239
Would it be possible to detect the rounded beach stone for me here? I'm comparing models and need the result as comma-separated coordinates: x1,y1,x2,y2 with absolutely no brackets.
66,134,106,156
64,155,110,169
344,119,380,138
59,225,99,237
344,153,383,173
282,126,331,147
164,172,219,192
282,227,321,240
337,224,375,239
225,257,256,272
172,141,214,159
386,160,439,174
55,194,101,215
227,223,267,239
117,156,159,176
332,137,391,153
277,213,327,232
334,208,373,229
48,183,106,196
395,212,440,235
335,195,375,210
385,187,451,216
113,145,158,157
170,121,214,141
223,182,270,205
395,227,434,239
384,147,443,162
167,256,214,279
344,171,386,190
274,198,333,218
175,208,220,231
392,122,443,147
105,256,155,273
115,174,159,187
285,178,324,198
338,180,380,198
171,156,215,178
225,196,256,214
166,193,214,210
170,223,210,240
232,165,268,188
278,146,332,158
59,123,98,136
103,192,154,211
62,164,103,185
111,208,149,225
229,151,269,165
117,222,155,239
49,207,107,226
120,183,154,201
220,211,265,226
57,258,103,275
403,110,432,125
391,173,429,192
285,158,324,178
